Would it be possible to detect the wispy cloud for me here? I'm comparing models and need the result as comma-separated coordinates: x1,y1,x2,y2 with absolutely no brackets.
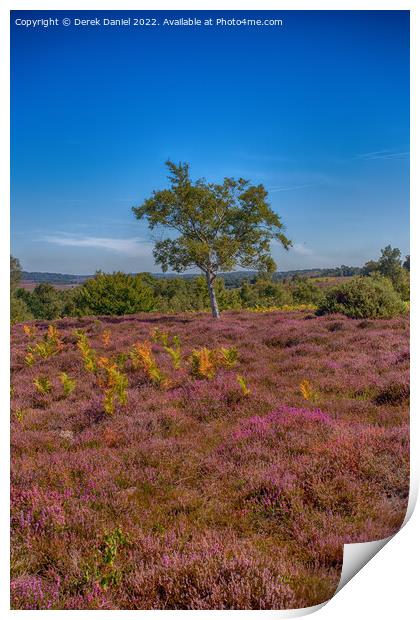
42,234,153,257
291,242,313,256
356,149,409,161
272,240,314,256
268,183,318,193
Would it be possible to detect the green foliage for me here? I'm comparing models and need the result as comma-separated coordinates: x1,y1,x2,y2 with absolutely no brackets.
34,376,52,395
377,245,402,278
317,275,405,319
24,353,35,367
10,256,23,291
239,279,293,309
215,346,239,368
102,364,129,415
85,527,129,590
361,246,409,301
11,294,33,325
133,160,292,317
236,374,250,396
361,260,380,276
389,267,410,301
59,372,76,397
289,277,323,305
151,329,183,369
14,408,25,423
74,271,155,316
76,332,97,372
17,283,63,320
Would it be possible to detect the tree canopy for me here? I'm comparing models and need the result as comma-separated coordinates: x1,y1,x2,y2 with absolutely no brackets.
133,161,292,318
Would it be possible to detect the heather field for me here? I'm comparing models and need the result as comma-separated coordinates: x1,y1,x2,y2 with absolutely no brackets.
10,310,409,610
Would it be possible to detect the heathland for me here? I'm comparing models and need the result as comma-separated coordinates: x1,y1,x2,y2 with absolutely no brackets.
10,309,409,609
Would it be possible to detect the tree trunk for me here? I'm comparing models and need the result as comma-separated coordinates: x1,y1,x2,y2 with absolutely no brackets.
205,271,220,319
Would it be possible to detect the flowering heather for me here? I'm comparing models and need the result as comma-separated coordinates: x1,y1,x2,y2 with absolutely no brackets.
10,310,409,609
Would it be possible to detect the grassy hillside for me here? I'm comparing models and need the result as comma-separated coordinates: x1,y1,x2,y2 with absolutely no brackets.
11,310,409,609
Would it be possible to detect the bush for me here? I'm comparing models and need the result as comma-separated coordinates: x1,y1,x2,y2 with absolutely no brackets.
17,283,63,320
317,276,405,319
73,271,155,316
389,267,410,301
10,294,34,325
239,279,293,309
289,277,323,305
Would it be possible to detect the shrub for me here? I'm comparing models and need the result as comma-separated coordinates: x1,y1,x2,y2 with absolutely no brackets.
239,279,293,309
11,295,33,325
17,284,63,320
74,272,155,316
317,276,405,319
289,277,323,305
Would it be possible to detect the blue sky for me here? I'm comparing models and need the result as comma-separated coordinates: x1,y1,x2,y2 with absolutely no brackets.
11,10,409,274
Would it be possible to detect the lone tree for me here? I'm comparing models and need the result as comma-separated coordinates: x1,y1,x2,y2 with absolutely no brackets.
133,161,292,318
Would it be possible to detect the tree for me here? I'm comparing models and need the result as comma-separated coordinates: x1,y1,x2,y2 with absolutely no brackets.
17,283,63,320
133,161,292,318
361,246,409,301
10,256,34,324
378,245,402,279
10,255,23,291
361,259,380,276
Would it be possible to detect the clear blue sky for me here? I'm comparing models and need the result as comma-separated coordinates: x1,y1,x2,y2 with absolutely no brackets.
11,10,409,274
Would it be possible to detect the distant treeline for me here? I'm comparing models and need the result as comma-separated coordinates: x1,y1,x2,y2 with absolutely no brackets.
21,265,362,288
11,247,409,323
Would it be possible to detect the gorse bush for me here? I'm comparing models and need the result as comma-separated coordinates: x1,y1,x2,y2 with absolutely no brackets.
317,276,405,319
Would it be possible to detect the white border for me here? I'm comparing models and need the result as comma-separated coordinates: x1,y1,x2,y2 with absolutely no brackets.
1,2,418,618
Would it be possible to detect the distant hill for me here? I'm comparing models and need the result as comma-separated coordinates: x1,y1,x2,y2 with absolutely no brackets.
22,266,361,288
22,272,90,285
